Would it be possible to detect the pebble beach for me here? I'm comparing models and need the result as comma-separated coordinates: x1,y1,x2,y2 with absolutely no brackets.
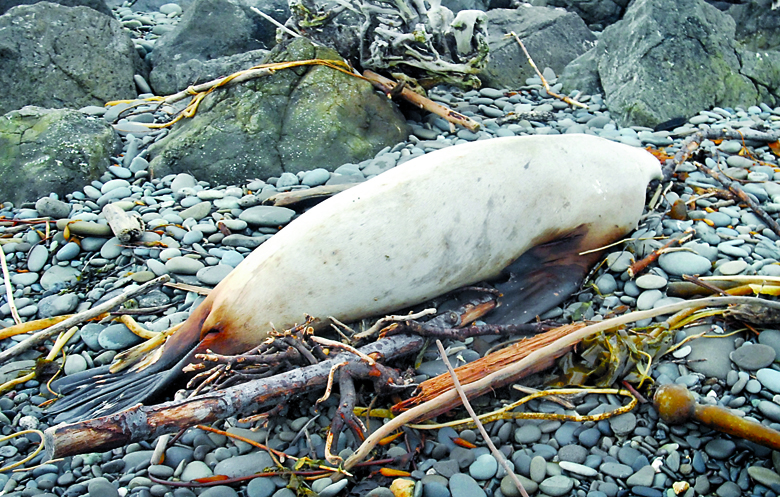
2,4,780,497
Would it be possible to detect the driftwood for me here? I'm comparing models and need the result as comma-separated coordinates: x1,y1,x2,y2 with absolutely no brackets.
43,333,424,459
262,183,356,207
102,203,145,243
364,70,481,132
392,323,585,419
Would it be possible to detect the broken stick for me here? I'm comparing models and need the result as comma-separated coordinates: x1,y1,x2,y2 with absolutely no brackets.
43,333,424,459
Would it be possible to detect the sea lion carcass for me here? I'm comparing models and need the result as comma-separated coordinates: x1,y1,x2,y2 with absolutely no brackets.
51,134,662,421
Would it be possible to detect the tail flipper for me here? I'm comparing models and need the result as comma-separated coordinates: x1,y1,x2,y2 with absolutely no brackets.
48,298,213,423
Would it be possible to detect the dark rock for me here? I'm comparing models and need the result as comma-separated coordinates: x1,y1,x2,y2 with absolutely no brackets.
0,106,121,206
738,49,780,104
594,0,759,127
148,37,410,184
0,2,147,114
544,0,631,30
150,49,270,96
148,0,287,94
0,0,111,16
559,48,603,96
480,5,596,90
726,0,780,51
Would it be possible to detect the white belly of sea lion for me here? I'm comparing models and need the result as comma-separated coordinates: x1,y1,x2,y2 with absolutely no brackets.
198,133,662,351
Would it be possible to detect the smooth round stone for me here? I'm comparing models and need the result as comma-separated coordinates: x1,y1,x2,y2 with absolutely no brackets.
538,475,574,496
40,265,80,290
501,474,537,497
577,427,601,448
760,329,780,357
182,230,203,245
718,243,750,258
171,173,197,192
198,486,237,497
716,481,741,497
730,343,776,370
636,289,662,310
221,251,244,267
599,462,634,479
606,252,634,272
635,274,667,289
317,479,348,497
81,237,107,252
159,247,181,261
63,354,87,375
88,478,118,497
557,444,587,464
717,259,748,275
757,368,780,393
758,400,780,422
704,439,736,459
609,412,636,436
469,454,498,480
180,201,212,220
214,452,275,478
98,323,143,350
559,461,597,477
27,244,49,272
514,425,542,444
100,237,123,259
101,179,130,194
422,481,449,497
42,293,79,316
56,241,81,261
180,460,213,481
300,168,331,187
196,264,233,286
246,478,276,497
747,466,780,488
658,252,712,276
448,473,485,497
198,190,225,200
705,211,732,227
239,206,296,226
222,234,270,248
11,272,38,286
594,273,617,294
165,257,205,275
147,258,168,276
529,456,547,482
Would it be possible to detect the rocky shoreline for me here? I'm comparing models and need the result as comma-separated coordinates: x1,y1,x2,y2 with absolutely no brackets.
1,0,780,497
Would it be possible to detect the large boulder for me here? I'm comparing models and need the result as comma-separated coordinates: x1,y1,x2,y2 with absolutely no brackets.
0,3,147,115
148,37,410,184
562,0,763,127
479,5,596,89
726,0,780,51
148,0,288,95
0,0,111,15
739,49,780,104
0,107,121,206
544,0,630,30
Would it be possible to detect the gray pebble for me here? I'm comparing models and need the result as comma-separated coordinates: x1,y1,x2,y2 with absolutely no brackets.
514,425,542,444
468,453,497,480
196,264,233,285
239,206,296,226
448,473,485,497
180,201,212,220
599,462,634,479
758,329,780,358
538,475,574,496
757,368,780,393
165,257,205,275
658,251,712,276
98,323,144,350
730,343,776,370
246,478,276,497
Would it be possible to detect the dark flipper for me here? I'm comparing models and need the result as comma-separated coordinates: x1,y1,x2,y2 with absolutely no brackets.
485,226,599,326
48,299,214,423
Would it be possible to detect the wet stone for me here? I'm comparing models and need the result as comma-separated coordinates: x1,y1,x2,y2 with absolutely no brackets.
658,252,712,276
449,473,485,497
705,439,736,459
730,343,776,370
538,475,574,496
756,368,780,393
759,329,780,358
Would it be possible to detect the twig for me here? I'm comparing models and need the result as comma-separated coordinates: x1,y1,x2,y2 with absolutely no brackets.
249,6,303,38
627,229,694,278
0,275,170,365
0,248,21,325
340,295,780,474
310,336,375,365
694,161,780,238
353,308,437,340
683,275,729,296
508,32,587,109
436,339,529,497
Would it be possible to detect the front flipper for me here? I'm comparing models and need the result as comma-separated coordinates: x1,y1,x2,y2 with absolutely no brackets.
485,226,601,326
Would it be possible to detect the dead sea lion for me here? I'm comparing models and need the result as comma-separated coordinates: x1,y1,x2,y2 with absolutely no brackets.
50,134,661,422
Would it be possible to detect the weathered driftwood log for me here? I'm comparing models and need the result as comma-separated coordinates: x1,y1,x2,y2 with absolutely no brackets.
102,204,145,243
43,333,424,459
